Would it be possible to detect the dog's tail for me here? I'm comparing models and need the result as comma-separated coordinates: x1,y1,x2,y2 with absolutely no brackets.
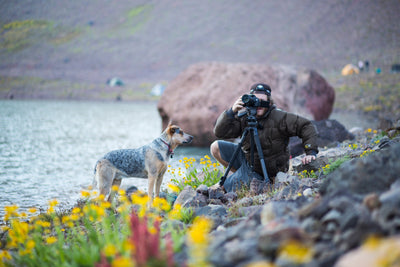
92,160,99,189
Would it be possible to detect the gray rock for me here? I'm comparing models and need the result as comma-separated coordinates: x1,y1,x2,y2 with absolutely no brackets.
174,186,196,208
319,143,400,196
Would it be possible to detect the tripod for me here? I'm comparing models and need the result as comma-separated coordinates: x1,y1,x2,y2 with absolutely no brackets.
219,108,272,186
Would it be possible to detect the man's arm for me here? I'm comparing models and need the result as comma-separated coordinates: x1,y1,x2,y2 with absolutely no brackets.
214,108,242,139
214,97,245,139
282,112,319,164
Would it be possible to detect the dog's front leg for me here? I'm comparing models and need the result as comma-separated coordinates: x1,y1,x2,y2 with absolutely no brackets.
155,167,167,198
107,178,121,203
147,174,156,207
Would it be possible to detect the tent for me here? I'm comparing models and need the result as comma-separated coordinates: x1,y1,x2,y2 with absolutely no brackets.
341,64,360,76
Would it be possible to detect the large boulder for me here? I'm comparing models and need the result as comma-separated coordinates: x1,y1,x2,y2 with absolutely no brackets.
157,62,335,146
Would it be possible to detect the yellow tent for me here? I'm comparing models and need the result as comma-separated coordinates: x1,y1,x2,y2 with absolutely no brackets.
341,64,360,76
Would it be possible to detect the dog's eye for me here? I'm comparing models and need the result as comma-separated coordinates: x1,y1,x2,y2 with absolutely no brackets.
175,128,181,134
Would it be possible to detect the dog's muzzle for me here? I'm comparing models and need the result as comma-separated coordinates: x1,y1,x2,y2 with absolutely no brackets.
184,135,194,144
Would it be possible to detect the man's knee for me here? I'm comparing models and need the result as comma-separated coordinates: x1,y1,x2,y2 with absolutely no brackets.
210,141,220,158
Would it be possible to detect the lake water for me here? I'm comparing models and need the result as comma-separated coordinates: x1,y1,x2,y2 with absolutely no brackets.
0,100,208,221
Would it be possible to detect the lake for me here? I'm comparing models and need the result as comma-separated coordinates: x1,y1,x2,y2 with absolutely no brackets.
0,100,208,221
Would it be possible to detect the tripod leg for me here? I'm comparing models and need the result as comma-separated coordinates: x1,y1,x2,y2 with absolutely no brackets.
252,128,271,183
219,128,250,186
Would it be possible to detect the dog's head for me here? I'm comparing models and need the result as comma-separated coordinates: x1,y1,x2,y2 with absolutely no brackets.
165,123,193,148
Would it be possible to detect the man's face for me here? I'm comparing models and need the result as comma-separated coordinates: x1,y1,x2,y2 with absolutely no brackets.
254,93,269,117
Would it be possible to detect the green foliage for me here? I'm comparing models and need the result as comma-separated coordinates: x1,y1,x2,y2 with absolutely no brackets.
169,155,224,193
322,155,351,175
179,207,195,224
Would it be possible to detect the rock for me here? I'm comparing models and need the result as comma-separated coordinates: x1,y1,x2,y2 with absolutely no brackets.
223,192,238,203
157,62,335,146
372,185,400,235
196,184,209,196
258,227,312,258
173,186,196,208
294,156,330,174
289,119,355,157
319,143,400,196
362,193,381,211
334,236,400,267
303,188,313,197
260,200,304,226
209,185,226,200
250,178,269,195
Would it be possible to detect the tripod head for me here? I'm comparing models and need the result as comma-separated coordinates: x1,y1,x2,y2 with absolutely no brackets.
237,107,260,128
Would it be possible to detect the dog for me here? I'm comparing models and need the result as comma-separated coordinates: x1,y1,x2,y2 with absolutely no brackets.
93,123,193,203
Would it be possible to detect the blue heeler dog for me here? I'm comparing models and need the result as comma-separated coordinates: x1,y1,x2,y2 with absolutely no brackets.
94,123,193,203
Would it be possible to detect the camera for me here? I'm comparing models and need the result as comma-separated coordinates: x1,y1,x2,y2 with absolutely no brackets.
241,94,269,108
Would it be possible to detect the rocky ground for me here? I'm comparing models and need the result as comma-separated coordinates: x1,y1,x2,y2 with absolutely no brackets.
167,128,400,266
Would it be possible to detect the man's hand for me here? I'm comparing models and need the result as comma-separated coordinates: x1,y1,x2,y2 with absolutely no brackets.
302,155,316,165
232,97,245,113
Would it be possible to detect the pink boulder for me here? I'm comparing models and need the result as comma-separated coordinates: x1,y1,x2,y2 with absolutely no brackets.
157,62,335,146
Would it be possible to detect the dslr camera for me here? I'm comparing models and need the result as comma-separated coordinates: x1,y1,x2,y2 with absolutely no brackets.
241,94,269,108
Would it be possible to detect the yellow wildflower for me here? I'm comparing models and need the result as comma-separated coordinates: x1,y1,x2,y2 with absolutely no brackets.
187,216,213,267
278,240,313,264
188,216,212,245
167,183,180,193
152,197,171,212
245,261,276,267
81,190,91,198
0,250,12,261
28,207,37,213
46,236,57,245
112,256,133,267
104,244,117,257
111,185,120,191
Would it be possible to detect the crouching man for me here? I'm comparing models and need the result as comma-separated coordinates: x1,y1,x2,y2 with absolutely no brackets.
211,83,318,191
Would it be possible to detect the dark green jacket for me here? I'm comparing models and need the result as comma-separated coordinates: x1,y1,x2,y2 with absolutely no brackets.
214,105,318,178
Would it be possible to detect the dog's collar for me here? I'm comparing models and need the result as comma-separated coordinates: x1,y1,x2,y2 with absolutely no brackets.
160,139,174,158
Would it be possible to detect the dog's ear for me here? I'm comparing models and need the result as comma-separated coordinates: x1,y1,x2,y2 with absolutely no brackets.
166,122,174,136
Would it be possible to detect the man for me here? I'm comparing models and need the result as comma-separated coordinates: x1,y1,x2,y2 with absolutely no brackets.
211,83,318,191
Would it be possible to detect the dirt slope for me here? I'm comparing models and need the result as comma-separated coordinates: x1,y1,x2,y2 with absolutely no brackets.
1,0,399,85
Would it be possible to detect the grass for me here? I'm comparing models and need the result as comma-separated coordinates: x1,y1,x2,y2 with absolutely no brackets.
0,19,81,52
331,72,400,118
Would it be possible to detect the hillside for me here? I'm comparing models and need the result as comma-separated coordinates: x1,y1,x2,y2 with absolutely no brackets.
1,0,399,84
0,1,399,124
